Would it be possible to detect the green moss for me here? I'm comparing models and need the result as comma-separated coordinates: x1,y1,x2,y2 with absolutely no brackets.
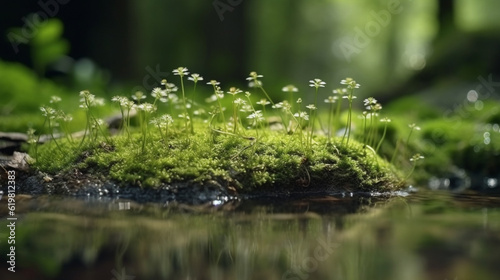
34,122,402,192
420,117,500,177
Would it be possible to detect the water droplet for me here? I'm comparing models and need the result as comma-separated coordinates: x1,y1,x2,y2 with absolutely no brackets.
484,137,491,145
486,178,498,188
212,200,223,206
467,90,478,102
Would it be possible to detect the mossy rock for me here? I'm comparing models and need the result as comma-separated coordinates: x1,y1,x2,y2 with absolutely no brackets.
30,124,404,196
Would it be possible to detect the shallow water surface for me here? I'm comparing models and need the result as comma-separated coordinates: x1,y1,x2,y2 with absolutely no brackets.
0,191,499,280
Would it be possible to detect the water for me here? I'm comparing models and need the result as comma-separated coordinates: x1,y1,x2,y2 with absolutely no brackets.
0,191,499,280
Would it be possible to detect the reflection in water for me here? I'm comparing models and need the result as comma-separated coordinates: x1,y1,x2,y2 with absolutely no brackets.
0,192,499,280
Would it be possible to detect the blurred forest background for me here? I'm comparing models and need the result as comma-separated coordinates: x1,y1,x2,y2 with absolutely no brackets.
1,0,500,119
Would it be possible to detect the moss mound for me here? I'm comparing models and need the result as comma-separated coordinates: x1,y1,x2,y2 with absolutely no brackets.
33,124,403,194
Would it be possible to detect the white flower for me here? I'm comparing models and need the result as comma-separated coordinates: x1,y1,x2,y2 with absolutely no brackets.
152,87,167,98
324,96,337,103
207,80,220,86
309,78,326,88
294,111,309,120
409,123,421,130
91,118,106,129
240,104,253,113
215,87,224,99
168,93,179,103
160,114,174,124
248,80,262,88
206,94,218,103
173,67,189,77
111,96,130,107
137,102,156,113
282,84,298,92
123,100,135,109
40,106,56,118
247,110,264,123
188,73,203,83
410,154,424,162
79,91,104,108
234,98,246,105
343,95,357,100
363,97,377,106
256,99,270,106
367,103,382,112
193,109,206,115
272,102,284,109
227,87,242,95
49,96,61,104
306,104,317,110
57,111,73,122
178,113,190,120
340,77,360,89
333,88,347,95
246,71,263,81
132,91,146,101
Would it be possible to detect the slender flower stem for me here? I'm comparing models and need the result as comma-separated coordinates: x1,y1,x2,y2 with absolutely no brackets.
375,119,390,154
258,85,289,133
179,76,189,132
362,113,368,147
327,102,334,142
390,138,400,164
342,88,354,147
47,118,63,152
310,87,319,145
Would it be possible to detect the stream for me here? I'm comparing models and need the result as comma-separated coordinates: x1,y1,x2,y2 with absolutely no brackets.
0,188,499,280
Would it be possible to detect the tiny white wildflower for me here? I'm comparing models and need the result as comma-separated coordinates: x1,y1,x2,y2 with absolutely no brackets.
172,67,189,77
309,78,326,88
282,84,298,92
207,80,220,86
188,73,203,83
256,99,270,106
324,96,337,103
227,87,242,95
49,96,61,104
363,97,377,106
340,77,360,89
294,111,309,120
132,91,146,101
410,154,424,162
234,98,246,105
246,71,263,81
409,123,421,130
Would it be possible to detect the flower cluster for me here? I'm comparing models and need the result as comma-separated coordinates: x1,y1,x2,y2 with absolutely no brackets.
34,69,424,183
